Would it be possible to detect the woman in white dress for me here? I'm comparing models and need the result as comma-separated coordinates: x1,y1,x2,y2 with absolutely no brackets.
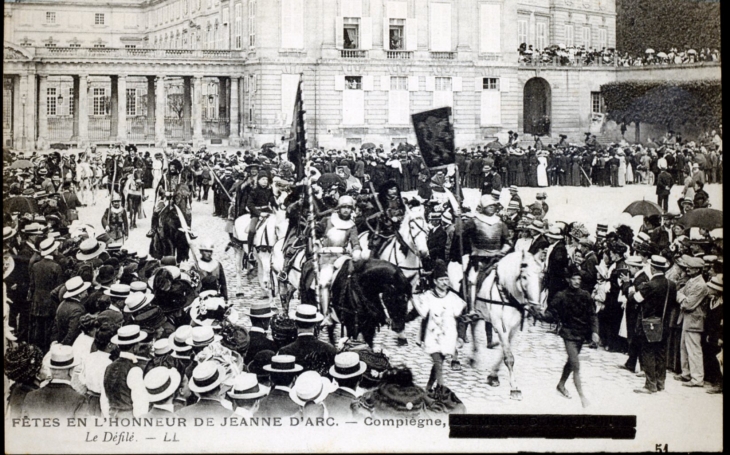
625,152,634,184
537,152,549,187
151,155,164,192
617,151,627,187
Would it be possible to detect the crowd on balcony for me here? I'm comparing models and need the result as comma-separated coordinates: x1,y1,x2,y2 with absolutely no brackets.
518,43,721,67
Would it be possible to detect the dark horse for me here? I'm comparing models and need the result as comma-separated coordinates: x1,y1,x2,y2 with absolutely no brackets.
149,162,195,263
328,258,411,347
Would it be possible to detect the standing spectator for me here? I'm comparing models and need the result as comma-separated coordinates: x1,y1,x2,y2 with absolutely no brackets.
674,257,709,387
28,238,64,352
656,161,674,211
52,276,91,346
703,275,723,394
22,345,85,418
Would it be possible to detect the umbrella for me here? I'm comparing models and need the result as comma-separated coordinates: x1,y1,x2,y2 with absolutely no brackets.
687,49,697,55
3,196,39,215
261,143,275,149
623,200,664,217
9,159,34,169
676,208,723,230
361,142,376,150
645,48,655,54
656,52,668,58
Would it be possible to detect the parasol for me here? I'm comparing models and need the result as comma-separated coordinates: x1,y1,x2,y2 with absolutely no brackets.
4,196,39,215
676,208,723,230
261,143,275,149
9,159,34,169
623,200,664,217
656,52,668,58
645,48,655,54
361,142,376,150
687,49,697,55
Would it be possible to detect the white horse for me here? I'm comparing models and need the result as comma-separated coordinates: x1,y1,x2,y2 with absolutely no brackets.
271,236,306,313
231,210,288,300
469,250,543,401
358,205,430,291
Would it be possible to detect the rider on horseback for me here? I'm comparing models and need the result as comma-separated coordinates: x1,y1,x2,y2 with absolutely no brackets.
367,180,406,257
246,172,278,262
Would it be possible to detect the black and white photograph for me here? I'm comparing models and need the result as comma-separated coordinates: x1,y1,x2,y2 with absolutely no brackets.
2,0,722,452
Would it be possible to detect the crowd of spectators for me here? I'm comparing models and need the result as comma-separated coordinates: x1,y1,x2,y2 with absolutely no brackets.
518,43,721,67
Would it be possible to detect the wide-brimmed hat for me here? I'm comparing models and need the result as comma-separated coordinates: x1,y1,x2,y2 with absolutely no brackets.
244,301,276,319
104,283,131,299
124,292,155,313
111,324,148,345
330,352,367,379
289,371,335,406
39,238,59,256
545,227,564,240
62,276,91,299
526,220,545,233
3,226,17,241
76,238,106,261
185,326,223,347
263,354,304,373
48,344,80,369
144,367,181,402
169,325,193,352
227,372,271,400
291,304,324,323
130,281,148,293
649,255,670,270
246,350,276,377
22,223,46,236
95,265,116,286
189,361,227,394
678,255,705,269
479,194,500,208
624,256,644,267
190,296,229,328
708,274,723,292
153,339,172,356
4,343,44,383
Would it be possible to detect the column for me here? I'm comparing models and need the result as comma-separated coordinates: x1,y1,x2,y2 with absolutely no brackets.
229,76,240,142
12,76,21,148
192,75,204,145
117,75,128,142
21,74,36,151
71,76,80,141
147,76,156,140
218,76,228,119
183,77,192,140
37,74,49,149
154,76,166,147
110,76,119,139
77,74,89,146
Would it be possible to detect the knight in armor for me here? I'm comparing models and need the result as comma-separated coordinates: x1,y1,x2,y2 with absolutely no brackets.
196,240,228,300
367,180,406,256
102,193,129,242
246,172,278,262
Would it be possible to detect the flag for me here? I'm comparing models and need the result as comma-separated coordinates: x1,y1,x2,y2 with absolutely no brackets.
411,107,455,168
287,75,307,180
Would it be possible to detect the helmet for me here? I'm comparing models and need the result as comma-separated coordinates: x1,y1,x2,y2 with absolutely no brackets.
111,193,122,202
198,239,214,251
337,195,355,208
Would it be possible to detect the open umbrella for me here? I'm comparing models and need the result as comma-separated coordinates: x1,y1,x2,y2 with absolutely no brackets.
361,142,376,150
687,49,697,55
676,208,723,230
9,159,34,169
623,200,664,217
656,52,668,58
645,48,655,54
4,196,39,215
261,143,275,149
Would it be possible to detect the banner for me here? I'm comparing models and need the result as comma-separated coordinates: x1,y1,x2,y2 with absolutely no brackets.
411,107,455,168
287,74,307,180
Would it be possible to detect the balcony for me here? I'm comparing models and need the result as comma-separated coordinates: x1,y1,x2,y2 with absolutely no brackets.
430,51,456,60
340,49,368,59
34,47,245,60
386,50,413,59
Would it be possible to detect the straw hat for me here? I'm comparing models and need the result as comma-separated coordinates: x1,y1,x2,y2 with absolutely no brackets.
648,255,670,270
104,283,131,299
153,339,172,356
124,292,155,314
62,276,91,299
3,226,17,241
48,344,80,369
288,371,335,406
76,238,107,261
329,352,367,379
263,354,303,373
244,301,276,319
545,227,564,240
111,324,148,345
291,304,324,323
227,373,270,400
185,326,223,347
188,361,226,394
707,274,723,292
39,238,59,256
144,367,181,403
168,325,193,353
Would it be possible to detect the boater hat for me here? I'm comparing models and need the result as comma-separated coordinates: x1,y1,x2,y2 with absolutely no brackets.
545,227,564,240
289,371,335,406
62,276,91,299
104,283,131,299
111,324,148,345
329,352,367,379
168,325,193,352
185,326,223,347
227,373,270,400
124,292,155,313
624,256,645,268
48,344,80,370
188,361,226,394
39,238,59,256
76,238,107,261
144,367,181,403
3,226,17,241
708,274,723,292
292,304,324,323
152,339,172,356
244,301,276,318
263,354,304,373
649,255,670,270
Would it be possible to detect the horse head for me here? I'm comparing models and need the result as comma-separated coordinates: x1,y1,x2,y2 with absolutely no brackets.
517,250,542,306
400,206,430,259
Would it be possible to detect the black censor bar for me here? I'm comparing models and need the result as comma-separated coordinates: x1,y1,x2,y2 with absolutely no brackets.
449,414,636,439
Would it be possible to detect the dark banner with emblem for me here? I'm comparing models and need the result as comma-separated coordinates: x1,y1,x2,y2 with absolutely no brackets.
411,107,455,168
287,75,306,180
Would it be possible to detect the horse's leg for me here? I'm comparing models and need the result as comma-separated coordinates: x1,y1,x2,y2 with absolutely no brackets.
501,309,523,400
470,319,491,370
235,249,245,297
487,311,508,388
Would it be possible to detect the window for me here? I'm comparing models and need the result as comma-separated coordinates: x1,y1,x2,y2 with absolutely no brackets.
69,43,81,48
536,22,547,51
44,43,57,48
598,28,607,49
388,76,409,124
517,20,528,46
345,76,362,90
93,88,106,115
433,76,452,108
248,0,256,47
235,3,242,48
281,0,304,48
46,12,56,24
125,44,137,49
343,18,360,49
390,76,408,91
565,25,574,47
127,89,137,116
68,88,74,116
429,2,452,51
583,26,591,48
480,77,501,126
389,19,404,50
591,92,604,114
483,78,498,90
47,88,57,116
479,4,501,53
435,77,452,91
93,43,106,48
281,74,299,124
95,13,105,25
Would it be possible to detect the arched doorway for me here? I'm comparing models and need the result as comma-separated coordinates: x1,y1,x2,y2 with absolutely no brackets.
523,78,551,136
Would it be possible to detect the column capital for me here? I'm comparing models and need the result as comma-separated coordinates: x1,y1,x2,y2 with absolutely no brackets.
77,73,89,79
37,73,49,79
117,74,128,79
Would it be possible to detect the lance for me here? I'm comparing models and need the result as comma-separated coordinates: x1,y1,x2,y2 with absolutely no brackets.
305,147,322,310
202,162,233,202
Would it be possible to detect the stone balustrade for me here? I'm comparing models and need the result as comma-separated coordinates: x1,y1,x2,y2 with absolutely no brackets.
35,47,246,60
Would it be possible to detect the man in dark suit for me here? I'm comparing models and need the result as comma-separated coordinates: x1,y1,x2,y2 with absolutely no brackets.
655,162,674,211
632,256,677,394
544,227,570,319
257,355,303,417
227,373,270,417
244,302,278,365
52,276,91,346
28,238,64,352
140,367,182,417
177,362,233,419
278,305,337,372
22,345,85,418
324,352,366,420
103,324,148,417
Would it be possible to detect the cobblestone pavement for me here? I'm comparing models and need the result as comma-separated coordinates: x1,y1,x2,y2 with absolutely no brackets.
74,184,723,450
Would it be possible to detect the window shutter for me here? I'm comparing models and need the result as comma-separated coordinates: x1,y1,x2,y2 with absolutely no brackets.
334,75,345,91
500,77,509,93
408,75,419,92
425,76,435,92
475,76,483,92
452,76,462,92
362,75,374,91
381,75,391,91
335,16,344,48
361,17,372,50
405,18,417,51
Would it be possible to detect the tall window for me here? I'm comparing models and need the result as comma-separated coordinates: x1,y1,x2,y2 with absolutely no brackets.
433,76,452,108
343,76,364,125
429,2,451,51
126,89,137,116
583,26,591,48
598,28,607,49
591,92,604,114
389,19,404,50
343,18,360,49
93,88,106,115
281,0,304,49
536,22,547,51
388,76,409,124
479,3,501,53
480,77,501,126
248,0,256,47
68,87,74,116
95,13,105,25
565,25,574,47
47,88,57,116
517,20,528,46
247,75,255,123
46,12,56,24
235,3,242,49
435,77,451,91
